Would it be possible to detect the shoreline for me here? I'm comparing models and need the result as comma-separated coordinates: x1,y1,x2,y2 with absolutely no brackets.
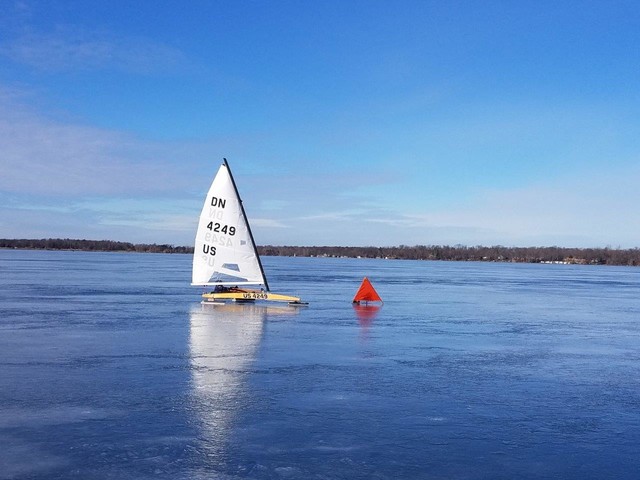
2,239,639,266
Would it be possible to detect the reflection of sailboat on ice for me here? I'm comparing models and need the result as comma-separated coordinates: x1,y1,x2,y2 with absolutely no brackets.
189,304,299,460
192,158,307,306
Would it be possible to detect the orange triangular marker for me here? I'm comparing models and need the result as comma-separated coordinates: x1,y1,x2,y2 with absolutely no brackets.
352,277,383,304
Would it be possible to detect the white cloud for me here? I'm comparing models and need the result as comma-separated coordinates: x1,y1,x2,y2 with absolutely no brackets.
251,218,289,229
382,167,640,248
99,212,195,233
0,27,186,73
259,199,288,211
0,201,197,245
0,88,199,196
0,87,212,244
1,85,637,248
296,210,366,222
246,164,640,248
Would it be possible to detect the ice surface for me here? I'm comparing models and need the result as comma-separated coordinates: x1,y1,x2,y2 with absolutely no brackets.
1,250,639,479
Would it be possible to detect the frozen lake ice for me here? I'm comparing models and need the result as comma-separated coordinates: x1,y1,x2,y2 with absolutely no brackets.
1,249,639,479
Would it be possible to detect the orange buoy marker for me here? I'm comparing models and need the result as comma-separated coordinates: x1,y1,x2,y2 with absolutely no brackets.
352,277,383,305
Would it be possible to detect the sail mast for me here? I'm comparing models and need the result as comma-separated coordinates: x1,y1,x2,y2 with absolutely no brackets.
222,158,270,292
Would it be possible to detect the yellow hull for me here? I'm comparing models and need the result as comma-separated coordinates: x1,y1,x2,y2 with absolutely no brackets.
202,288,307,305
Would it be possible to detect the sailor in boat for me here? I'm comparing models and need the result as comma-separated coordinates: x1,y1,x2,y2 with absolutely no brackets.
213,285,240,293
212,285,248,294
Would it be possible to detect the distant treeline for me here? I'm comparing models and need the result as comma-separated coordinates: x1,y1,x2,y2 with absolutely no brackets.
259,245,640,266
2,239,640,266
0,238,192,254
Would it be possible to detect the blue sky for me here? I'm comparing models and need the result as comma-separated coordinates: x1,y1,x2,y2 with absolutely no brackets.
1,0,639,247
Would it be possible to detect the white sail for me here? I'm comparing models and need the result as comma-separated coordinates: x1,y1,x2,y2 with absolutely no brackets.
192,161,266,287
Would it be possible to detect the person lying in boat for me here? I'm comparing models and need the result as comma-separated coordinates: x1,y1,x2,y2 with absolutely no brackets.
212,285,246,293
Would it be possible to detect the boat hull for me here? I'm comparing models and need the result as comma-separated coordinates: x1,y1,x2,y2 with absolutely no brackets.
202,288,307,305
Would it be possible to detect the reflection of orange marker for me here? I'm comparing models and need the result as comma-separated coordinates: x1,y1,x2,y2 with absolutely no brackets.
352,277,383,305
353,304,381,326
